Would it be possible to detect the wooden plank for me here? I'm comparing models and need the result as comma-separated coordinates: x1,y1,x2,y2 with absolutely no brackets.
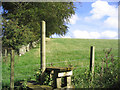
56,78,61,88
67,77,71,88
46,67,73,72
58,71,72,77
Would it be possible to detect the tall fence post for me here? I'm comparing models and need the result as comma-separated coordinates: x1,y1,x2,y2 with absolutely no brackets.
10,49,14,90
40,21,46,84
40,20,46,73
90,46,95,74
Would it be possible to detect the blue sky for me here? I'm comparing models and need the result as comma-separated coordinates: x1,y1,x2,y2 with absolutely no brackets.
0,1,118,39
52,0,118,39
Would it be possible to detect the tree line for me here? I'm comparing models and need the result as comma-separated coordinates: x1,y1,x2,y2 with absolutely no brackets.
2,2,75,50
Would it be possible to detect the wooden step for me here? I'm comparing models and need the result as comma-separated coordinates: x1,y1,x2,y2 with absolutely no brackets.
54,85,75,90
26,81,53,90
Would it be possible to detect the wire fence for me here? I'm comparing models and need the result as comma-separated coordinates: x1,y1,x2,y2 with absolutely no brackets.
7,55,118,69
2,46,119,87
2,54,119,81
4,56,117,70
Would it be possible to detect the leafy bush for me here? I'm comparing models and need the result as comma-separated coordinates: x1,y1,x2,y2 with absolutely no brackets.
93,48,119,88
2,19,34,50
72,48,119,88
34,69,53,86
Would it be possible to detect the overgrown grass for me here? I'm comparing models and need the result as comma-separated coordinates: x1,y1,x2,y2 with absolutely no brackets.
2,38,118,88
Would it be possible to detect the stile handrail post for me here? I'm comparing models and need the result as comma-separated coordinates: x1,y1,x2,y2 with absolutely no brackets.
40,21,46,84
40,20,46,73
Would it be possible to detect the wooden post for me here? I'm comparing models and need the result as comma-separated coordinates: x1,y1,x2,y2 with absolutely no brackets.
40,20,46,73
40,21,46,84
90,46,95,74
66,77,72,88
56,78,61,88
10,49,14,90
5,49,7,61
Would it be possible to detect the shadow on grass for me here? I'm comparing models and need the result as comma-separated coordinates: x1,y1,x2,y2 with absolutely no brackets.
2,78,36,90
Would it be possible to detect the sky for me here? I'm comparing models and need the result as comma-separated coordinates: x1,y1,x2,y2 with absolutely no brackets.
52,0,118,39
0,1,118,39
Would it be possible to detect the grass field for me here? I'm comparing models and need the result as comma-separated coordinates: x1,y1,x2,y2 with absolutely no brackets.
2,38,118,88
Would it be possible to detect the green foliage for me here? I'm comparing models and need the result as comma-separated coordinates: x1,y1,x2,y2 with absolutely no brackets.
2,19,34,50
34,69,53,86
2,2,75,37
34,69,42,83
21,79,28,89
72,48,119,88
43,72,53,86
93,48,119,88
72,68,92,88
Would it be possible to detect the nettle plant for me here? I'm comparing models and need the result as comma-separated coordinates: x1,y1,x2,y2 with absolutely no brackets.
34,69,53,86
72,48,119,88
93,48,118,88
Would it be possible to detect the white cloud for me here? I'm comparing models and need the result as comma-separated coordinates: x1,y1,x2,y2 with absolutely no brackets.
73,30,101,39
51,30,118,39
101,31,118,38
85,0,118,29
69,14,80,24
85,0,118,20
72,30,118,39
91,0,117,19
73,30,91,38
90,32,101,39
104,16,118,28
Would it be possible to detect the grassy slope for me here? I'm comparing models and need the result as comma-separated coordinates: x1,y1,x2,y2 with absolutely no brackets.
46,38,118,67
2,38,118,87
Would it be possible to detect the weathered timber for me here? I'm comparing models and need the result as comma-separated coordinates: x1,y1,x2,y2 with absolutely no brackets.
58,71,72,77
56,78,61,88
40,20,46,84
46,67,73,89
40,20,46,73
46,67,73,72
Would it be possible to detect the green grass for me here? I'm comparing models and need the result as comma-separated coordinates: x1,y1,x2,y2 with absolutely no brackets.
2,38,118,88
